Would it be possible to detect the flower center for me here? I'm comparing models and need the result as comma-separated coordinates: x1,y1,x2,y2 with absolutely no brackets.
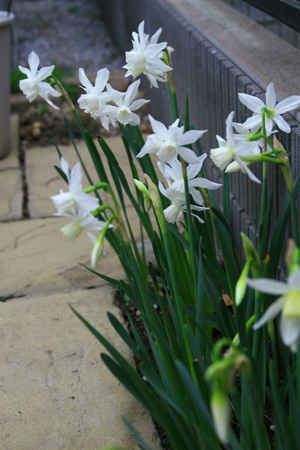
116,106,132,125
265,108,275,119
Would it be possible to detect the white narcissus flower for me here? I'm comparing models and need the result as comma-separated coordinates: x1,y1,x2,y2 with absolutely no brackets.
55,207,107,244
158,155,221,205
158,156,216,224
247,268,300,352
78,68,114,129
51,157,99,214
19,51,61,109
137,115,207,172
210,112,261,184
239,82,300,136
124,20,173,88
97,80,150,127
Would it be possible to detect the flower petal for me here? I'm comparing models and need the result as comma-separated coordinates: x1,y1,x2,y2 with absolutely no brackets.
124,80,140,106
252,297,286,330
238,93,265,113
246,277,288,295
178,147,201,164
148,115,169,139
274,95,300,115
265,82,277,110
28,51,40,75
178,129,207,146
273,115,291,133
280,316,300,346
79,68,93,92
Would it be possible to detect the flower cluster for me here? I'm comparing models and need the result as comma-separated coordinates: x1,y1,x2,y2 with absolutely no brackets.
124,20,173,88
136,115,221,223
210,84,300,183
78,70,149,130
51,157,109,265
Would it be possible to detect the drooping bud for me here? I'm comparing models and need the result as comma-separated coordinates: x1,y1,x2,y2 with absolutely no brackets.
241,233,262,278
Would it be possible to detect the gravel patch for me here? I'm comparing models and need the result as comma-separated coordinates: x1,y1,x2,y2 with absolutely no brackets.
14,0,125,76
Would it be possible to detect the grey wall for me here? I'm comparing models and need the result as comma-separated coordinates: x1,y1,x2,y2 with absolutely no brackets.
97,0,300,272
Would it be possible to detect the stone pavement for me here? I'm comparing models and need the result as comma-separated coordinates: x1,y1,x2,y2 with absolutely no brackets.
0,115,161,449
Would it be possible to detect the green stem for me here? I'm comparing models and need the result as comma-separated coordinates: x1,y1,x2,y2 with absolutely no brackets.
290,189,299,247
181,159,198,301
82,182,120,216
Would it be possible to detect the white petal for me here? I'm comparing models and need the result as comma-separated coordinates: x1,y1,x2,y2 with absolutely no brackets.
225,111,235,149
288,269,300,290
124,80,140,106
178,129,207,146
69,162,82,193
280,316,300,346
178,147,200,164
74,192,99,213
274,96,300,115
187,154,207,179
246,277,288,295
94,68,110,95
79,68,94,92
265,82,277,110
148,115,169,139
252,297,286,330
130,98,150,111
28,51,40,75
242,114,263,130
60,156,69,176
238,93,265,113
189,178,222,190
273,115,291,133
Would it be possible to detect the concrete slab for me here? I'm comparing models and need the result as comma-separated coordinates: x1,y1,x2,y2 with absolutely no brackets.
0,114,23,221
0,215,143,299
0,287,161,450
0,113,19,170
0,167,23,221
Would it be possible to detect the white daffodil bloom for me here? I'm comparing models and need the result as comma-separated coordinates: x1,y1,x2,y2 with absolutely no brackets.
247,269,300,352
239,83,300,136
19,51,61,109
210,112,261,184
159,181,209,224
124,21,173,88
137,115,207,172
51,157,99,214
78,67,115,130
97,80,150,127
55,207,107,244
158,155,221,205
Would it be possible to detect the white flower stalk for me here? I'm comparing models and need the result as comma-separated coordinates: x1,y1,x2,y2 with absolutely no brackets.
124,20,173,88
137,115,207,172
78,68,114,129
97,80,150,127
239,82,300,135
19,51,61,109
51,157,99,214
158,155,221,206
247,269,300,352
210,112,261,184
55,207,107,244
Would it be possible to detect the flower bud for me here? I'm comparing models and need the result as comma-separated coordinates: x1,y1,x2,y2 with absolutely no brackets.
241,233,262,278
91,236,104,267
235,259,252,306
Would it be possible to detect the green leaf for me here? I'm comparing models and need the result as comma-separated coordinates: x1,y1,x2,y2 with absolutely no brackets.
54,165,68,184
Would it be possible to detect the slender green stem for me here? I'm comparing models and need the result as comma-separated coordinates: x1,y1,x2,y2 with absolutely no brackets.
82,182,120,216
181,159,198,301
290,189,299,247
